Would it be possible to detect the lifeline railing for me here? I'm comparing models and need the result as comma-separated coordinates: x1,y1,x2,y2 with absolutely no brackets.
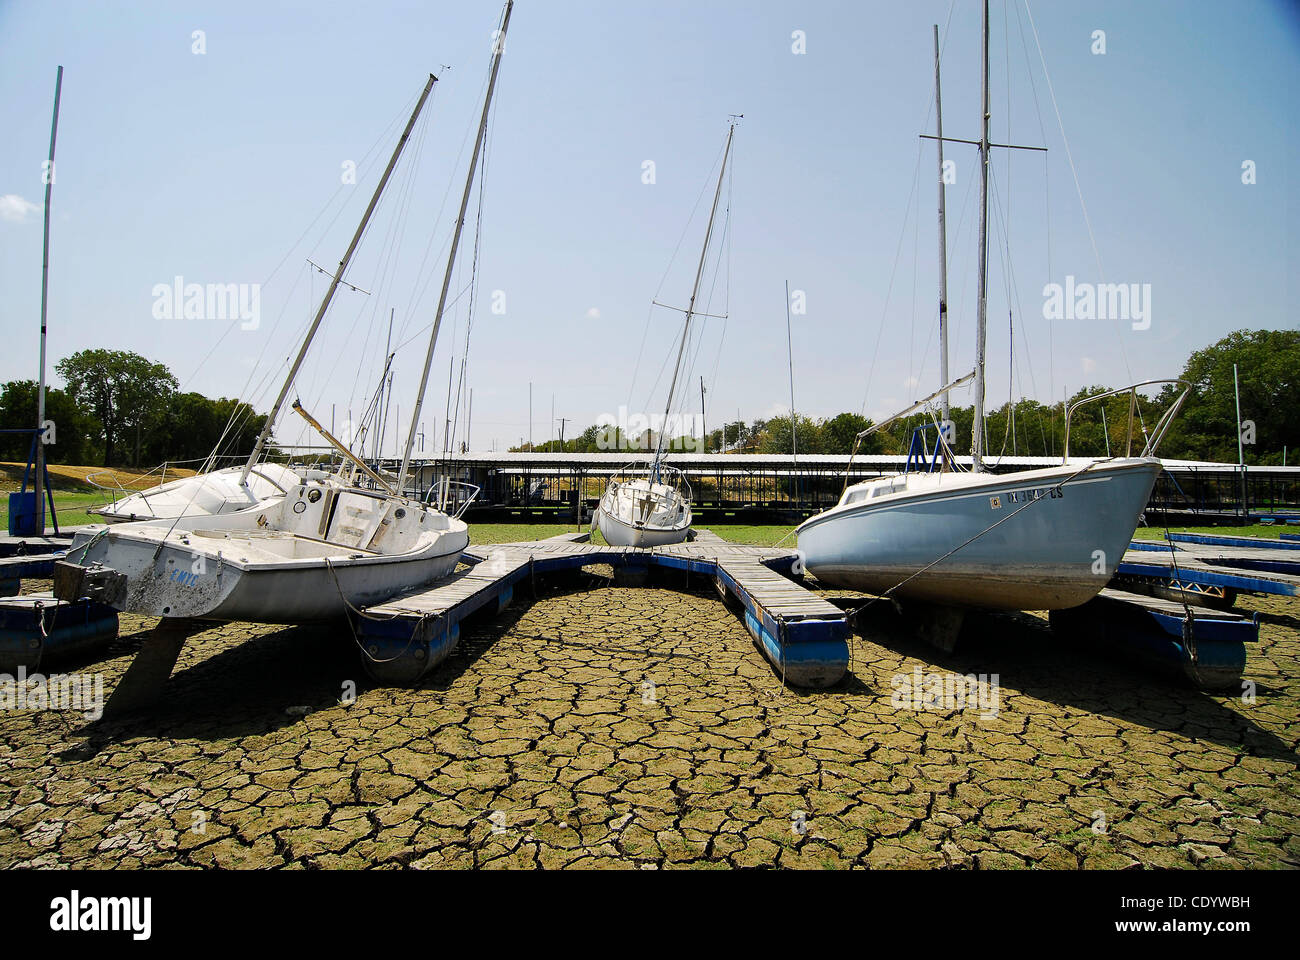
1062,379,1190,462
424,478,481,521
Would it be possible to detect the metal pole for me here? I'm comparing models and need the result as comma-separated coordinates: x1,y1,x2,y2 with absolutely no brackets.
785,279,799,511
35,65,63,533
933,26,950,427
398,0,513,492
1234,362,1246,517
652,123,736,475
700,376,707,454
244,73,437,485
972,0,990,473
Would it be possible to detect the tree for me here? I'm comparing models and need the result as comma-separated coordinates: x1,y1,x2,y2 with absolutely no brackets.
759,415,823,455
0,380,98,465
819,412,878,455
55,349,178,466
1159,329,1300,464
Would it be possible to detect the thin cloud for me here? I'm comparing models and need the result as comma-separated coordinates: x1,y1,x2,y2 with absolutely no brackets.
0,194,40,223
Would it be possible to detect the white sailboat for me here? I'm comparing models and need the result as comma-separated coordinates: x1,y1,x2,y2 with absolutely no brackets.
796,4,1186,615
55,2,515,621
596,122,735,548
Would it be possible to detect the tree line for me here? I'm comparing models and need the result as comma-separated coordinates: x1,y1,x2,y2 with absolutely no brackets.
0,349,265,468
513,329,1298,465
1,329,1293,469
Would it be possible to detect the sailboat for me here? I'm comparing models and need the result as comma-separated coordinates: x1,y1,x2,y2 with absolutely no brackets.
55,2,515,622
796,3,1186,614
596,122,735,548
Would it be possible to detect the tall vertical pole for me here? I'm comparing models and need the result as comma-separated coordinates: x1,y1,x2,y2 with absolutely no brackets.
700,376,707,453
652,122,735,476
398,0,513,493
35,65,63,533
528,381,533,450
785,279,799,510
1234,362,1246,516
933,26,950,428
972,0,990,473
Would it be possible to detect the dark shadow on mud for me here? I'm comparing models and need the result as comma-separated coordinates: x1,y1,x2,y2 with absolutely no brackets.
850,600,1299,766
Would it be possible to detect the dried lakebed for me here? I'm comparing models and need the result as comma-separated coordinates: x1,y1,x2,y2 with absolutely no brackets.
1,571,1297,869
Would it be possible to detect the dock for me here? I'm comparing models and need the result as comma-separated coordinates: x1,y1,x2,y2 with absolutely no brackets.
1050,587,1257,690
355,531,851,688
1116,537,1300,606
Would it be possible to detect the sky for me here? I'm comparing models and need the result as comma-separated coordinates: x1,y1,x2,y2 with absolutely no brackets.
1,0,1296,457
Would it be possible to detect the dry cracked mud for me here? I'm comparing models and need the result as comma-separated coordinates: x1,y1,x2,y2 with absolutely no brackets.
2,570,1297,869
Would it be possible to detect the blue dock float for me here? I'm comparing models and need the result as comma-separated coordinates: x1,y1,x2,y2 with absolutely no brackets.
1117,545,1300,600
354,533,851,688
1166,532,1300,551
0,592,119,674
1050,587,1256,690
1284,533,1300,543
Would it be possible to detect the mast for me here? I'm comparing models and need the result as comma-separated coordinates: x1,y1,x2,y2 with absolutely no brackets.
972,0,990,473
785,278,799,509
933,25,950,428
652,121,735,475
241,73,437,485
398,0,513,494
35,65,63,534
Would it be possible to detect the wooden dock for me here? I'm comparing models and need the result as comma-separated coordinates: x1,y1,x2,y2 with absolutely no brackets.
354,532,850,687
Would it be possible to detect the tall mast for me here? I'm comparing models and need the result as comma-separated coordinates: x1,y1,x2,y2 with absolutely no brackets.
933,26,950,428
34,65,63,534
241,73,437,484
972,0,990,473
398,0,513,494
652,122,735,475
785,278,799,508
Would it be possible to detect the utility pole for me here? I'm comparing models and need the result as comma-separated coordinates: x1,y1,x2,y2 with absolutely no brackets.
528,381,533,451
556,417,569,449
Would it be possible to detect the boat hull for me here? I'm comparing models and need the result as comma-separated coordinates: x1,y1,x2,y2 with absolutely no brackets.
63,527,466,622
596,477,691,547
796,459,1161,611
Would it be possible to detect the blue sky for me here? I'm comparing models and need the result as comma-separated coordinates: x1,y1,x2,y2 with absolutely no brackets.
1,0,1296,456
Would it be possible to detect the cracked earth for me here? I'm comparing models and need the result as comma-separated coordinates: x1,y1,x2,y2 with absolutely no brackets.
1,568,1297,869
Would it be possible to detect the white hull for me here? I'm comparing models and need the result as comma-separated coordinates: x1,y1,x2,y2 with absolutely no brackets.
596,476,691,547
64,485,467,622
796,458,1161,611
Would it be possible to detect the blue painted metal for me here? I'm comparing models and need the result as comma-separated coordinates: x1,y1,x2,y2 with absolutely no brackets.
0,592,118,672
1116,557,1297,596
1284,534,1300,543
904,424,944,474
1167,532,1300,551
1051,590,1254,690
0,552,63,580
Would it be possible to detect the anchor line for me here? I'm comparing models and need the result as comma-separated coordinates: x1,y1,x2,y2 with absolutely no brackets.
323,557,427,665
841,459,1105,622
1156,475,1199,666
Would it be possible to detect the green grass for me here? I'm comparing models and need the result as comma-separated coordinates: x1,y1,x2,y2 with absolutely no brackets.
0,489,108,530
465,523,798,547
1133,523,1296,541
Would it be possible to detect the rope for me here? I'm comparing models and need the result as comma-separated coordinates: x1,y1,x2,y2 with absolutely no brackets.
323,556,425,665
